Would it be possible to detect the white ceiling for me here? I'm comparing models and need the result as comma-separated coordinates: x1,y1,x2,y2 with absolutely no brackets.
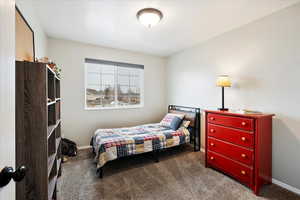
31,0,300,57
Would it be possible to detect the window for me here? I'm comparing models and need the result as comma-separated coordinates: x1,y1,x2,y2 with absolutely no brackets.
85,58,144,109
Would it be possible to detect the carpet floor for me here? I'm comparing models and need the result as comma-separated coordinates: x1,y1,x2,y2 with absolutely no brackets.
60,146,300,200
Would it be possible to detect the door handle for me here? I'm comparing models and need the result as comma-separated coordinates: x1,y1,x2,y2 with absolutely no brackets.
0,166,27,188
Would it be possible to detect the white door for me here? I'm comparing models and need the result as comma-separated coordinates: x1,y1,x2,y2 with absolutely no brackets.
0,0,16,199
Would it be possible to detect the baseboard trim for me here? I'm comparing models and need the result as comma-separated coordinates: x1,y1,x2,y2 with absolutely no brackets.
272,178,300,195
78,145,92,150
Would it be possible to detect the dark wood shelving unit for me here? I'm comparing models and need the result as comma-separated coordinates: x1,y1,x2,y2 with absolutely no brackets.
16,61,62,200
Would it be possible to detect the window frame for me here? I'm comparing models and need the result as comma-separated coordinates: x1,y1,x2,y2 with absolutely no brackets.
84,58,144,110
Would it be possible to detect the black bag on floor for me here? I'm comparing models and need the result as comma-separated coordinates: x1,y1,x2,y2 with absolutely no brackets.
62,138,77,157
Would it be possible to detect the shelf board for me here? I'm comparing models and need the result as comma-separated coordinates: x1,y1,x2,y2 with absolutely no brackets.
57,158,62,174
47,65,56,76
47,120,61,139
56,137,61,151
48,175,57,200
56,119,61,127
48,153,57,177
48,97,61,106
47,65,60,81
47,125,56,139
47,100,56,106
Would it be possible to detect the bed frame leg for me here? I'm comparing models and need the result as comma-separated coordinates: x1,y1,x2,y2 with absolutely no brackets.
97,167,103,179
154,150,159,163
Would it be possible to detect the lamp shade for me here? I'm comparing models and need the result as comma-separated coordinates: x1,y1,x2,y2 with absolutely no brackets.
216,75,232,87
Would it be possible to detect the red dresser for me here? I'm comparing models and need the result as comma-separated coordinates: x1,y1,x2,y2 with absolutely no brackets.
205,110,274,195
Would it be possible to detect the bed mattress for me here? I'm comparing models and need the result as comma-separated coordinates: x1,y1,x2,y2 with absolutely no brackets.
92,123,190,168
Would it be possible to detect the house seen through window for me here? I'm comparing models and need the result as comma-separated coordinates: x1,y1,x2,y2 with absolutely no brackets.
85,58,144,109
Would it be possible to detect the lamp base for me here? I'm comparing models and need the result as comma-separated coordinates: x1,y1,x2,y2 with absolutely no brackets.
218,108,229,111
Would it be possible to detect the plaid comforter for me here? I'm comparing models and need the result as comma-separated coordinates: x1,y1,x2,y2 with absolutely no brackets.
92,123,190,168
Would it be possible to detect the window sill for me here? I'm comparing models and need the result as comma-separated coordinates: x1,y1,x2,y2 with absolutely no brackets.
84,104,144,111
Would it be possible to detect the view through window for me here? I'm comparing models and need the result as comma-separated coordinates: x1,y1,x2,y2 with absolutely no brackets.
85,58,144,109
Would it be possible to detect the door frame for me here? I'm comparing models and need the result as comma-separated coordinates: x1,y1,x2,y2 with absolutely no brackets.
0,0,16,199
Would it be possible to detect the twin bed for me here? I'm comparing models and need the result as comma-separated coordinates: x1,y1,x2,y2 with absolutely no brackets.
91,105,201,178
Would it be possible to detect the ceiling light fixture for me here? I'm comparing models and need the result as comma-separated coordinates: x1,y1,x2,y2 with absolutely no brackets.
137,8,163,28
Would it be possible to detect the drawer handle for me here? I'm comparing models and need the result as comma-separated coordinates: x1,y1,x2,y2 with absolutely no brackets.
210,156,215,160
210,117,215,120
241,137,246,141
210,129,215,133
241,153,247,158
210,143,215,147
241,170,246,175
241,122,247,126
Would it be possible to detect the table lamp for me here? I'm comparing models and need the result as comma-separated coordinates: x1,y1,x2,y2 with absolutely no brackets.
216,75,232,111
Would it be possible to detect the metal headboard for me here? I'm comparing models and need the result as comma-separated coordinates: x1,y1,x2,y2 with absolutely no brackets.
168,105,201,152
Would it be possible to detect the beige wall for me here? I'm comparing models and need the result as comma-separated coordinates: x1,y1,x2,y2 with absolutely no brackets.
166,4,300,190
48,38,167,146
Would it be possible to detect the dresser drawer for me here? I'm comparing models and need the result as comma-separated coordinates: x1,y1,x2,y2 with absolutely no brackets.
207,113,254,131
207,124,254,149
207,137,254,166
207,151,253,186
